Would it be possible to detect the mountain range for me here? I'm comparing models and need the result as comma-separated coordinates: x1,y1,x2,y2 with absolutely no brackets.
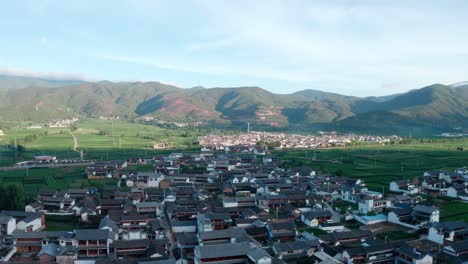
0,74,466,135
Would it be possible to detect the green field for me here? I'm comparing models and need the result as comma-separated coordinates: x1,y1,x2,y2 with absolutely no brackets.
439,201,468,222
0,118,201,165
0,166,117,200
276,140,468,190
276,142,468,222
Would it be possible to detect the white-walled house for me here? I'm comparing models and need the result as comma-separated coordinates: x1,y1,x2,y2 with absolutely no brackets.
132,172,165,188
223,197,238,208
0,216,16,236
395,246,433,264
301,210,332,227
446,184,468,199
387,208,420,229
412,205,439,223
340,188,360,204
358,199,391,214
443,241,468,257
389,180,420,194
16,216,44,232
172,220,197,233
427,221,468,245
0,211,44,232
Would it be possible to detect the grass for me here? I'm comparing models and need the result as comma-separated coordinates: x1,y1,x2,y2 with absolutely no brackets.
439,201,468,222
0,118,202,166
45,215,79,231
332,200,357,213
122,164,155,172
376,230,419,242
303,227,328,235
277,141,468,222
277,141,468,191
0,166,117,198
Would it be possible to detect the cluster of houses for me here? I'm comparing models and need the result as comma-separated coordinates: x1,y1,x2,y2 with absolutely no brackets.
0,152,466,264
137,116,206,128
389,168,468,201
198,132,401,151
15,156,93,168
47,118,80,128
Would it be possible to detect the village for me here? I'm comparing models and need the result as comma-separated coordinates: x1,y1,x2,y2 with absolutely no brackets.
0,149,466,264
198,131,402,150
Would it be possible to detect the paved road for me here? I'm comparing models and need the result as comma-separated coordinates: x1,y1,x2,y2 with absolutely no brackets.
0,162,93,171
324,202,343,223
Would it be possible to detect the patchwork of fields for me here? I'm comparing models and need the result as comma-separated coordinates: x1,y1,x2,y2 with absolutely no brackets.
0,119,201,166
0,119,466,221
276,141,468,190
276,143,468,222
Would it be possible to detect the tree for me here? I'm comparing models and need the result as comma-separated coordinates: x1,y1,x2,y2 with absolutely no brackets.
335,169,344,177
0,185,6,209
17,144,26,153
424,195,436,206
0,184,26,210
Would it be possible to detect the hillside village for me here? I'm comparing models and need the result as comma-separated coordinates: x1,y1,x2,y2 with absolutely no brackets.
0,151,467,264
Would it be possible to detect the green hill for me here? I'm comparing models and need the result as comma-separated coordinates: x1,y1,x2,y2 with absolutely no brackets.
0,75,466,135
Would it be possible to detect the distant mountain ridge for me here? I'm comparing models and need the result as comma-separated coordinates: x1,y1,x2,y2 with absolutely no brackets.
0,74,85,90
0,75,466,135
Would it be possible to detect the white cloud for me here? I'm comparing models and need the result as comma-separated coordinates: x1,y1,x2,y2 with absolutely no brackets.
3,0,468,96
94,52,315,83
185,0,468,94
0,67,93,81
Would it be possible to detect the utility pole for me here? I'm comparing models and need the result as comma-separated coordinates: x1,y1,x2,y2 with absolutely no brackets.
14,136,18,160
112,120,116,148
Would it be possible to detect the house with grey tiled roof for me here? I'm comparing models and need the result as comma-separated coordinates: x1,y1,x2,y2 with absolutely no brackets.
75,229,114,258
0,215,15,237
272,240,320,260
428,221,468,245
0,210,44,232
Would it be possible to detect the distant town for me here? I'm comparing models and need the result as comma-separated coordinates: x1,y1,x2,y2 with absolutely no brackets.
199,131,402,151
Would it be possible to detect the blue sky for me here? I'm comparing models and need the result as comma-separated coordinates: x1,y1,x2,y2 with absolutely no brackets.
1,0,467,96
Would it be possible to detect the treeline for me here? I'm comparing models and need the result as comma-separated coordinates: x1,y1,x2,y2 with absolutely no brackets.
392,138,467,145
9,133,39,146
